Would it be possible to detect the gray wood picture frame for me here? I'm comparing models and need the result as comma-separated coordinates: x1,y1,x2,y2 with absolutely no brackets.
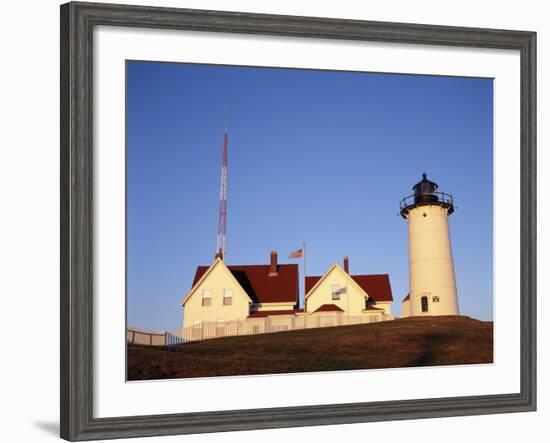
60,1,537,441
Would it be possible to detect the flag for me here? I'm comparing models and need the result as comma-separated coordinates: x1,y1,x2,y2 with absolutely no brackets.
288,248,303,259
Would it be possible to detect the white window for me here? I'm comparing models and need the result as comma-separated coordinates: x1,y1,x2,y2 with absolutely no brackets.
331,284,341,300
201,289,212,306
223,288,233,305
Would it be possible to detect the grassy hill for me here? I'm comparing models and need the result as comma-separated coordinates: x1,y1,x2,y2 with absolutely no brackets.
127,316,493,380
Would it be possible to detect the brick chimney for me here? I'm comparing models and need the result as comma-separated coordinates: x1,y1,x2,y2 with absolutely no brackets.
344,256,349,273
269,251,278,277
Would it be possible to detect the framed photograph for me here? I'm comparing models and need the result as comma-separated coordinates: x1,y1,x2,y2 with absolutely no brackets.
60,1,536,441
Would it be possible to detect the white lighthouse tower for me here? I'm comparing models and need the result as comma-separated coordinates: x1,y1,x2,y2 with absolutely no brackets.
400,173,459,317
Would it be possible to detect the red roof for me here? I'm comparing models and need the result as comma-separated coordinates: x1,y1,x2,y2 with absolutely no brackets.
192,263,299,304
305,273,393,302
402,293,410,302
313,304,345,313
247,309,303,318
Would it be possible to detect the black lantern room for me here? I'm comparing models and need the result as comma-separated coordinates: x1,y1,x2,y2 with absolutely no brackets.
399,173,454,218
413,173,439,204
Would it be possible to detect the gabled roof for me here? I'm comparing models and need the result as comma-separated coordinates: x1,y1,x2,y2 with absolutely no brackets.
402,293,410,302
306,270,393,302
352,274,393,302
304,263,369,301
182,258,252,306
191,262,299,304
313,304,345,313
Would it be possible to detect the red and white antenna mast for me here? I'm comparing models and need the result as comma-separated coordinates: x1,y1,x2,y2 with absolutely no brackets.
215,100,228,260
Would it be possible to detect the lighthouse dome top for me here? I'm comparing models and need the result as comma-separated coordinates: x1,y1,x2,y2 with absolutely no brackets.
399,172,454,218
413,173,439,195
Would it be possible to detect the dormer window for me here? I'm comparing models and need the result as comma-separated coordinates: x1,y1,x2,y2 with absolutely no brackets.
223,289,233,305
201,289,212,307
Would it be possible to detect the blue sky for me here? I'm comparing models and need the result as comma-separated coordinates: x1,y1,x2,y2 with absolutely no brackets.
126,61,493,331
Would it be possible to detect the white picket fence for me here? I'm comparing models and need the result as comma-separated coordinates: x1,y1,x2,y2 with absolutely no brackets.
127,313,392,346
127,327,184,346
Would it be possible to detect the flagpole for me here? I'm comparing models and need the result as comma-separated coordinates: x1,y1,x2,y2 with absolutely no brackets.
302,241,306,310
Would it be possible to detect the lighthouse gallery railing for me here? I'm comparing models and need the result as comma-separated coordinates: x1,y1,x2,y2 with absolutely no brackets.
399,191,454,212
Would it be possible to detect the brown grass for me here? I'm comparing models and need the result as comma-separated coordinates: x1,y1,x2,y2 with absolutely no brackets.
127,315,493,380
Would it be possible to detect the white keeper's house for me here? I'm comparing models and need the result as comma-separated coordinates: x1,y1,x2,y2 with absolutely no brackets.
181,252,393,332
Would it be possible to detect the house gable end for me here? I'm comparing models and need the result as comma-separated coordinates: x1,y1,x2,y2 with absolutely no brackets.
305,263,369,300
305,263,372,316
182,258,252,307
